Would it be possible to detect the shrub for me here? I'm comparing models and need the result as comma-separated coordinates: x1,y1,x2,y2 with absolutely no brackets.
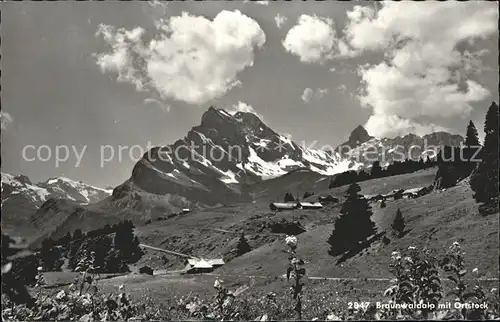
384,246,442,319
440,241,500,319
2,255,168,321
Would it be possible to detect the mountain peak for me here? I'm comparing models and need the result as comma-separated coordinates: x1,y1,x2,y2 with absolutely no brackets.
349,125,369,138
201,106,235,127
347,125,372,146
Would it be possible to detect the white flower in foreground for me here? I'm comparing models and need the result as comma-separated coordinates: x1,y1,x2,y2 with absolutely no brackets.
408,246,416,250
285,235,297,247
391,251,401,261
214,278,223,289
56,290,66,300
37,266,43,272
81,294,92,307
472,268,479,273
326,313,341,321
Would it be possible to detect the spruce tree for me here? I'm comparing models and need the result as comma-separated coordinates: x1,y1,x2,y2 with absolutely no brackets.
465,120,480,147
73,229,83,240
327,183,376,256
284,192,295,202
236,233,252,256
470,102,499,215
40,238,57,271
371,161,383,178
391,208,405,238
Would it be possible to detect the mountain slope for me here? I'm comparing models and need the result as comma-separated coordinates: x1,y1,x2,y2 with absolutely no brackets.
110,106,360,214
1,173,112,236
17,106,464,243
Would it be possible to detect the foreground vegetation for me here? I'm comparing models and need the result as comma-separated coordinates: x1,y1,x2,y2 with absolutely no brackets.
2,236,499,321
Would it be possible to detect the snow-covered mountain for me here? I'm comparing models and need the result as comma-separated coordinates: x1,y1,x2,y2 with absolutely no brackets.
336,127,463,168
1,172,112,235
110,107,361,212
1,173,112,206
111,106,462,213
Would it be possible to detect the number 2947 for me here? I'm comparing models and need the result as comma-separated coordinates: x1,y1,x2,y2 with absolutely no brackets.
348,302,371,310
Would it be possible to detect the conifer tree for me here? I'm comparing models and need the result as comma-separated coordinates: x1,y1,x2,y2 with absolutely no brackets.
284,192,296,202
470,102,499,215
465,120,480,147
236,233,252,256
327,183,376,256
391,208,406,238
371,161,383,178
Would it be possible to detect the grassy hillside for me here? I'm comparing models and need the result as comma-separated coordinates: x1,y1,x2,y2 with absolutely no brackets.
123,167,498,303
15,167,498,320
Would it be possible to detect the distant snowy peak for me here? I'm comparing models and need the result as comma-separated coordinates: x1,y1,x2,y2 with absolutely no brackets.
39,177,113,204
1,172,112,206
1,173,50,205
338,127,464,166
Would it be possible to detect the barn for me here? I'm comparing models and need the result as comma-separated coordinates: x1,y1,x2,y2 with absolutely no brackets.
184,258,214,274
183,258,225,274
269,202,298,211
297,202,323,210
207,258,225,269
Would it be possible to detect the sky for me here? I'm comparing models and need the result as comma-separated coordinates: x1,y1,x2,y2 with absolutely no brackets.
1,0,498,188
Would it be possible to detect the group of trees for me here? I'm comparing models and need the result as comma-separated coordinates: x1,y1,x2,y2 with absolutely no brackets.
434,101,499,207
283,192,297,202
39,220,144,274
1,233,38,306
470,102,499,215
49,221,136,249
329,158,436,189
433,120,482,189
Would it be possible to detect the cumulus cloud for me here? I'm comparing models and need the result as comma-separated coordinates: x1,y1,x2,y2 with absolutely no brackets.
228,101,264,120
274,14,287,29
283,15,350,63
0,111,13,131
95,10,266,105
343,2,498,137
301,88,328,103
